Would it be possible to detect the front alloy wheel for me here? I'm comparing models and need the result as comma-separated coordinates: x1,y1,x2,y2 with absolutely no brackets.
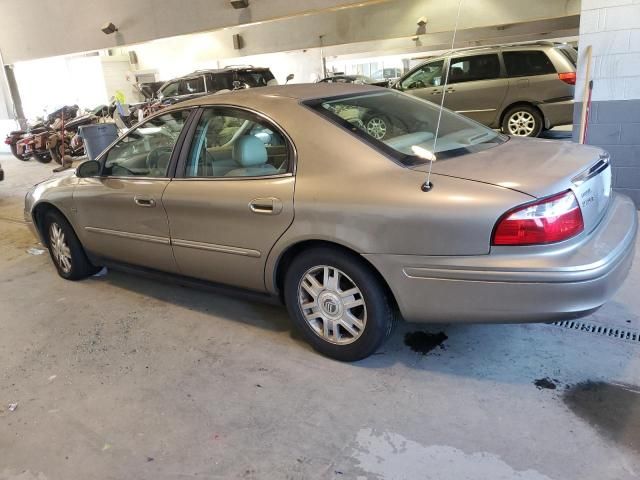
49,222,72,274
298,265,367,345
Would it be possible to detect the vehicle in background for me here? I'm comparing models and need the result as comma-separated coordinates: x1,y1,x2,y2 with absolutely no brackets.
156,66,278,106
25,84,636,361
318,74,389,87
372,67,403,83
393,42,577,137
0,161,3,181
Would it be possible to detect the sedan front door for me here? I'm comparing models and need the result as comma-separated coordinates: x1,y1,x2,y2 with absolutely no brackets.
162,107,295,292
73,109,192,272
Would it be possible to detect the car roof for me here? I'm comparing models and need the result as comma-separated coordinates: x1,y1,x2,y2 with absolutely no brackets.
173,83,382,108
160,67,272,84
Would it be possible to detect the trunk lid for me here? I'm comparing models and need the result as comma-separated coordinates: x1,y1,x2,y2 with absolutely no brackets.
412,137,612,233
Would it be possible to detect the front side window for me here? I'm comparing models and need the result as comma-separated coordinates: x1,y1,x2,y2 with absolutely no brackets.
306,90,506,166
102,110,190,177
160,81,180,98
400,60,445,90
448,54,501,83
503,51,556,77
180,76,205,95
184,108,289,178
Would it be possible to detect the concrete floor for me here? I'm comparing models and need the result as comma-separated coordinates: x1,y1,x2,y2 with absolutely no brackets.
1,154,640,480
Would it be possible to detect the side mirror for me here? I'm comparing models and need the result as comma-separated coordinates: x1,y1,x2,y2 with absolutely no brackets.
76,159,100,178
285,73,295,84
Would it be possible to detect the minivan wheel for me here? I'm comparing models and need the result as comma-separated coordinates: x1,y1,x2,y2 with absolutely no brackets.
284,247,394,361
43,210,100,280
502,105,543,137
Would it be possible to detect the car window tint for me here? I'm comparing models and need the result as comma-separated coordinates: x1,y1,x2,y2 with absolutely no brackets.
448,54,501,83
184,108,289,178
102,110,190,177
160,81,180,97
180,76,205,95
503,51,556,77
211,73,233,91
400,60,445,90
236,71,275,87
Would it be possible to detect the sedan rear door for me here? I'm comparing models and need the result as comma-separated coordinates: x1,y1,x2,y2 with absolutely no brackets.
162,106,295,292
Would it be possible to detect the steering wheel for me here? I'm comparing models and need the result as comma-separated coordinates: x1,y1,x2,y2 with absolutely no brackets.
111,164,137,176
408,80,426,89
146,146,173,176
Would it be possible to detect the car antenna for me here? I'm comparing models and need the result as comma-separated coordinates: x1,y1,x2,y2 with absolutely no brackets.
421,0,464,192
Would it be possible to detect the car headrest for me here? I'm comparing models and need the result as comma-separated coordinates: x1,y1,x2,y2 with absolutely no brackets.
233,136,268,167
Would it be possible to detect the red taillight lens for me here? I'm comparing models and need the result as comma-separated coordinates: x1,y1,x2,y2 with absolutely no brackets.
492,190,584,246
4,137,12,144
558,72,576,85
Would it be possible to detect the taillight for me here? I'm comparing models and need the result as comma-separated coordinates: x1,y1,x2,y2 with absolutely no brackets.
492,190,584,246
4,137,12,144
558,72,576,85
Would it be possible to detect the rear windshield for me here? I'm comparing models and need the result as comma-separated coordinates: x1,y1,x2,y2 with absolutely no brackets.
557,46,578,67
305,90,506,166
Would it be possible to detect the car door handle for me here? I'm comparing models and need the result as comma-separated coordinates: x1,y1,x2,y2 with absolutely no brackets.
134,196,156,208
431,89,442,95
445,87,456,93
249,197,283,215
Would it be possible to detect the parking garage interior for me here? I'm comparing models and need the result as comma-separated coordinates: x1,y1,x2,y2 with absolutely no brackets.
1,1,640,479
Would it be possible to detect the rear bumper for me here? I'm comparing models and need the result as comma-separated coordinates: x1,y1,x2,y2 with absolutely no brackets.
365,193,638,323
539,98,574,129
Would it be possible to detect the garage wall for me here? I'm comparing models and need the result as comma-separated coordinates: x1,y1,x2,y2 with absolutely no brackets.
574,0,640,208
0,0,580,64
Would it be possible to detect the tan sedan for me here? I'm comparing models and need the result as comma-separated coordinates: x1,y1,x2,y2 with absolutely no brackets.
25,84,637,361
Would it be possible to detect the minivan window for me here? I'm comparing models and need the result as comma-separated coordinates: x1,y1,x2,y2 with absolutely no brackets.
503,51,556,77
448,54,501,83
307,90,506,166
400,60,445,90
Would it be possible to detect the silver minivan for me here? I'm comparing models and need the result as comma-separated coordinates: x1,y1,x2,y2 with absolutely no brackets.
393,42,577,137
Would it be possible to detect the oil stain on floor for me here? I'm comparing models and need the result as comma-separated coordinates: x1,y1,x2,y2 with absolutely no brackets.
404,331,448,355
564,381,640,454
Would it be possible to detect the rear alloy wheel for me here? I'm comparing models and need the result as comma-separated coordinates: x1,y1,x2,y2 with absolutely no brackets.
284,247,394,361
502,106,543,137
43,210,100,280
365,115,389,140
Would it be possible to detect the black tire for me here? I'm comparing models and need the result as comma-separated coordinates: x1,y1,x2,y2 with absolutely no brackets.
42,210,100,280
32,152,52,164
501,105,544,137
283,247,394,361
10,143,30,161
363,114,391,140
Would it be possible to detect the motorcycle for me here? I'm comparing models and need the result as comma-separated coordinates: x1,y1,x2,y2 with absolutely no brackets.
5,119,52,163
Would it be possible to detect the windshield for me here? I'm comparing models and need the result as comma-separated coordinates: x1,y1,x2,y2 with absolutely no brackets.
306,90,506,166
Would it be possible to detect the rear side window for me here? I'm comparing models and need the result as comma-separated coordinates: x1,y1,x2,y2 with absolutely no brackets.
180,76,205,95
503,51,556,77
237,70,275,87
448,54,501,83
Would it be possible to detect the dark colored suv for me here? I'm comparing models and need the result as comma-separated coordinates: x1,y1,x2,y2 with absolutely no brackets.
393,42,578,137
156,66,277,105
